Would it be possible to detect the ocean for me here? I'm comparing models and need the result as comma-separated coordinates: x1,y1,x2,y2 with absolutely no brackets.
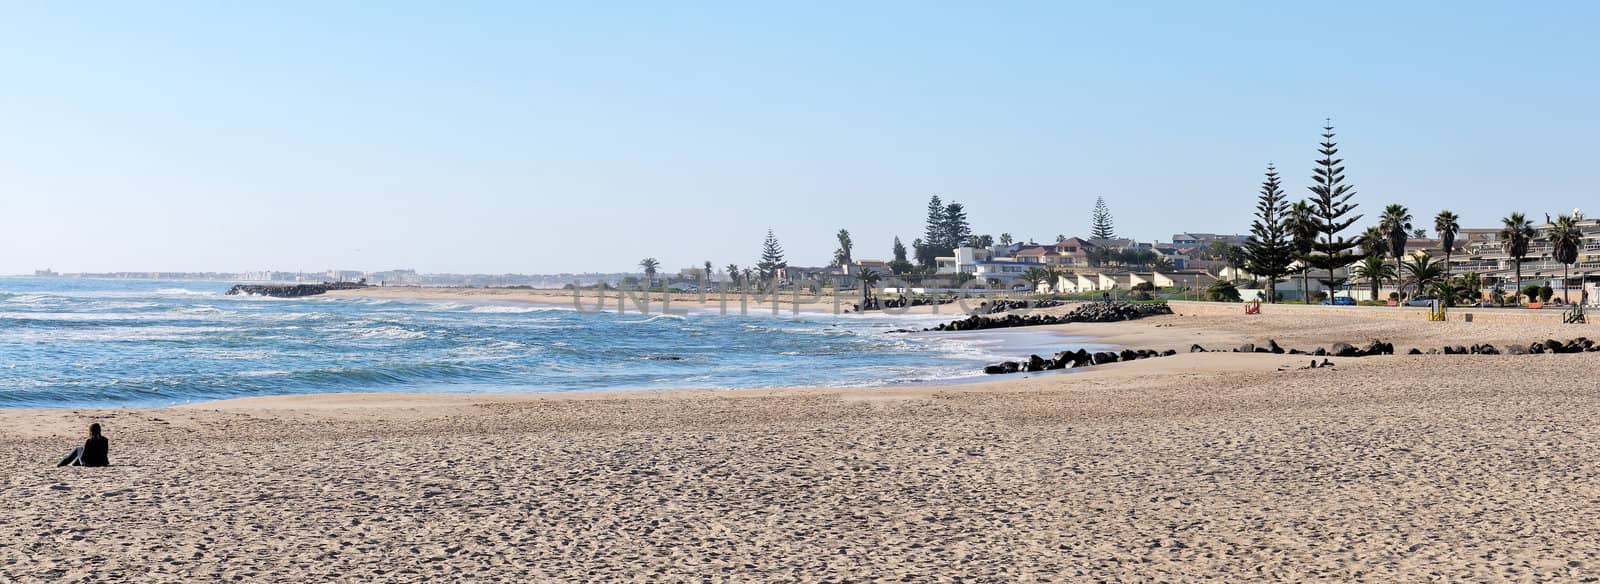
0,278,1078,408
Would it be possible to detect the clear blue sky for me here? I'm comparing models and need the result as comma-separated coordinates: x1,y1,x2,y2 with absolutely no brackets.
2,1,1596,275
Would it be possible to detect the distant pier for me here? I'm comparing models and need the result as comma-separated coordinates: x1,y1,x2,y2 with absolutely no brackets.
225,282,367,298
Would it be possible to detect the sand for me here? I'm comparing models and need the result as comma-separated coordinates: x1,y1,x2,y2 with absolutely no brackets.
5,299,1600,581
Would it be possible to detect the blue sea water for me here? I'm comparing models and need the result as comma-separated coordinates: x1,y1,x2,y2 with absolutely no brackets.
0,278,1071,408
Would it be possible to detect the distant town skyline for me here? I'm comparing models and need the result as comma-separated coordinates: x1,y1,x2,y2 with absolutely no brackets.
3,2,1596,275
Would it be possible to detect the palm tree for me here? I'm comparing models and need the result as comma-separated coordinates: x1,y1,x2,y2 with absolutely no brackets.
1360,225,1388,260
703,261,713,283
1549,214,1583,304
1380,204,1413,298
1401,254,1443,296
1289,201,1317,303
833,229,853,268
725,263,740,287
1429,277,1479,307
1351,255,1396,302
1499,213,1535,305
1021,267,1051,293
1151,255,1174,272
1435,210,1460,279
1042,266,1062,294
856,267,880,307
638,258,661,287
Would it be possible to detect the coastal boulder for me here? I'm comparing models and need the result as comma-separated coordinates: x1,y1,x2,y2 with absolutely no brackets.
1266,340,1285,354
1331,343,1361,358
1025,355,1047,372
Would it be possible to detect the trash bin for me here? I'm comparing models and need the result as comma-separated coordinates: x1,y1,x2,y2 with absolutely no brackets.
1464,313,1473,323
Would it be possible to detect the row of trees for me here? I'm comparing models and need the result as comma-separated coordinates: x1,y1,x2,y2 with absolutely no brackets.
1244,123,1587,305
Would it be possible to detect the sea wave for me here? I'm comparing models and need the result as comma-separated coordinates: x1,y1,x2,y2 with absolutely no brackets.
352,325,427,340
620,314,687,324
154,288,217,296
467,304,565,314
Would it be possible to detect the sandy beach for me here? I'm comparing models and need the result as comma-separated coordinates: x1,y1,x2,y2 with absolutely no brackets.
5,300,1600,581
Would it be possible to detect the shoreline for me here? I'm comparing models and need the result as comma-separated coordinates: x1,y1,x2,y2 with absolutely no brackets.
7,298,1600,579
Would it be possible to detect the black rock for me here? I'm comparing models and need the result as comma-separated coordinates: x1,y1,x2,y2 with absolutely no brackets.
1331,342,1360,357
1504,344,1528,355
1407,348,1422,355
983,364,1008,374
1190,344,1207,353
1025,354,1046,372
1267,340,1285,354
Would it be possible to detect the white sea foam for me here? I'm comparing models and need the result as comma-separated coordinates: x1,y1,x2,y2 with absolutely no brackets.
467,305,561,314
154,288,216,296
353,326,427,340
620,314,686,324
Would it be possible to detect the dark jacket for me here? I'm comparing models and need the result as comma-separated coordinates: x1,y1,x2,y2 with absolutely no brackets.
80,435,109,467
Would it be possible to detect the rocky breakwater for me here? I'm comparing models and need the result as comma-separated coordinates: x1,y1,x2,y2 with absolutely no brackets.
930,301,1172,332
225,281,368,298
1190,336,1600,357
982,346,1180,375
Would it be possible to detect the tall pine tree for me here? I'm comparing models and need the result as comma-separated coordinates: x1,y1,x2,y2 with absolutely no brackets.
756,229,787,287
889,237,913,274
1305,122,1362,290
919,195,946,266
1244,164,1293,302
1090,197,1115,239
941,203,972,251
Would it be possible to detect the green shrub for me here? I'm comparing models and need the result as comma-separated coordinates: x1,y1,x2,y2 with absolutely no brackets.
1206,280,1241,302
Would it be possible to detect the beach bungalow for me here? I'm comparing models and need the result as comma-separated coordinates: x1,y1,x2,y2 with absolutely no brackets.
1097,273,1118,290
973,260,1032,284
935,246,993,275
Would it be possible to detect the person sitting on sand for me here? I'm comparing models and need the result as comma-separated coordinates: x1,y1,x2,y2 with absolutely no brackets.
57,423,109,467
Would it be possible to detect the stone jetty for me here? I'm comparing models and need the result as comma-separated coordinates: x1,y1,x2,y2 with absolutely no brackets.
930,301,1172,332
225,282,367,298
